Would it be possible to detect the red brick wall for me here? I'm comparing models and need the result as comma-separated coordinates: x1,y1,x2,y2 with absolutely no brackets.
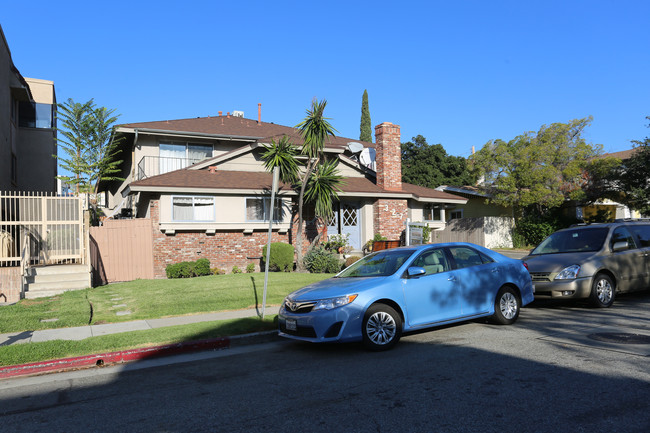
0,267,21,304
149,199,323,278
374,199,408,241
375,122,402,191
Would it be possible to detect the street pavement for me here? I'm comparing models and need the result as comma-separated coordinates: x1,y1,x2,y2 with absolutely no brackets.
1,291,648,432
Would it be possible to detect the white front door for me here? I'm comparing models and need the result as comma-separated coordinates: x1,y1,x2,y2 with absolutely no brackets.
326,202,361,251
341,202,361,250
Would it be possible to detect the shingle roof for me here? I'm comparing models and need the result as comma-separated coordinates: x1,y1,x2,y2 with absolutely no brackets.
128,168,466,203
601,149,637,160
119,115,373,150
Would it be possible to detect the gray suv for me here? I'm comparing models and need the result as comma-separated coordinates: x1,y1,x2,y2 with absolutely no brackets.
523,220,650,307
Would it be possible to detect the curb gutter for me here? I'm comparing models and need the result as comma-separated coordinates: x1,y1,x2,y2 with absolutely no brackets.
0,331,279,379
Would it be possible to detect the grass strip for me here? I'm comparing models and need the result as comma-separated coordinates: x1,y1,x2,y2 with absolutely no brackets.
0,272,332,334
0,316,278,367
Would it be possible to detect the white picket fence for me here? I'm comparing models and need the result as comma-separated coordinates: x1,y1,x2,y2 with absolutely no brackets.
0,191,86,266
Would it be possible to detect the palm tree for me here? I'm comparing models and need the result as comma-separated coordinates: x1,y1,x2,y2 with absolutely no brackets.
261,99,342,270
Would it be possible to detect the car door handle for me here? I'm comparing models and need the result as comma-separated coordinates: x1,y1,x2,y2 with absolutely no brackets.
491,268,500,273
448,276,456,282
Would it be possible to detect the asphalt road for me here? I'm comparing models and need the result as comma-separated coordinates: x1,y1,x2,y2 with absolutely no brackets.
1,292,649,433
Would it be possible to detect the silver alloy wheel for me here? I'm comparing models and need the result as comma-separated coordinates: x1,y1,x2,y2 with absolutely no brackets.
365,311,397,345
595,278,613,304
499,292,518,320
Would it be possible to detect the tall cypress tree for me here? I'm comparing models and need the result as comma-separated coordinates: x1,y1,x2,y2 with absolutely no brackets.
360,89,372,142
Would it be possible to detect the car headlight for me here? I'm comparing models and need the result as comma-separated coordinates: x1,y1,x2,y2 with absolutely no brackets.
555,265,581,280
312,294,358,311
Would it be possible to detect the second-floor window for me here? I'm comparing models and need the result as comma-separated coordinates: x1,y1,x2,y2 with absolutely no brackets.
19,102,53,128
160,142,212,174
172,196,215,221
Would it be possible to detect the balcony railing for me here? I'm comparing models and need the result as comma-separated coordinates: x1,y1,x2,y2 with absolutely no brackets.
137,156,206,180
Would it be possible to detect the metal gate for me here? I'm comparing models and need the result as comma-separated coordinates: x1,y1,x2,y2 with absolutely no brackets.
0,191,85,266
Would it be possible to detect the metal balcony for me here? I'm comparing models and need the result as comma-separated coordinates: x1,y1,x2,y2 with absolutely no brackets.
136,156,206,180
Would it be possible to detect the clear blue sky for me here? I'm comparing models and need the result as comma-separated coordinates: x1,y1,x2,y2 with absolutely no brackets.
3,0,649,160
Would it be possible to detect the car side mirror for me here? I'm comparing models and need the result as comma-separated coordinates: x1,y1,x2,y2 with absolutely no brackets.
407,266,426,277
612,241,628,252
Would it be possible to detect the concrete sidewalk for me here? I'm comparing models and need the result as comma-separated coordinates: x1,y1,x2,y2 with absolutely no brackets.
0,308,268,347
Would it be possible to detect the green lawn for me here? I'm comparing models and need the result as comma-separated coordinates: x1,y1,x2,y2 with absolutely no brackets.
0,316,278,367
0,272,333,367
0,272,333,334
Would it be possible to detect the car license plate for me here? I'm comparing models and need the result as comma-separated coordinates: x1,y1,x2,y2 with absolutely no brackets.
286,318,297,331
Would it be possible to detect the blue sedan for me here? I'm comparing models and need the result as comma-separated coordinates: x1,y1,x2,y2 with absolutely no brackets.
278,242,534,350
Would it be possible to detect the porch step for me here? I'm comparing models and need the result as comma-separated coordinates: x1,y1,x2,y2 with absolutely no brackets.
24,264,91,299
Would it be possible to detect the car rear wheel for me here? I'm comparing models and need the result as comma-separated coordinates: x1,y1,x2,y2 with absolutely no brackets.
491,286,520,325
590,274,615,308
362,304,402,351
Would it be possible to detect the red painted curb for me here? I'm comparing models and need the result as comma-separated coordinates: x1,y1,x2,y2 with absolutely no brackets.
0,337,230,379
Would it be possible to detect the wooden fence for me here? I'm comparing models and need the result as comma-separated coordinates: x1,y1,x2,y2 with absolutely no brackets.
89,218,154,285
432,217,514,248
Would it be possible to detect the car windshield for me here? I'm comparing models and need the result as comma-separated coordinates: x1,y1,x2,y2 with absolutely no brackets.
337,248,416,277
530,227,609,255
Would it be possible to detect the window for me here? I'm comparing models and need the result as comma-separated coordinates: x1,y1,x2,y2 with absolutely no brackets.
610,227,636,250
449,209,463,220
172,196,214,221
160,142,212,174
412,249,449,275
449,246,492,269
629,225,650,248
246,197,282,222
18,102,53,128
424,204,442,221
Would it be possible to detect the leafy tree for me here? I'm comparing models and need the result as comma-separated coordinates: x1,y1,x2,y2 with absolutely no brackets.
613,116,650,215
360,89,372,142
57,98,123,195
262,99,342,270
470,117,601,217
401,135,476,188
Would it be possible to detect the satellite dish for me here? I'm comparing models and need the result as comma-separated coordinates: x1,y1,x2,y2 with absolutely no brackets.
359,147,376,171
347,142,364,153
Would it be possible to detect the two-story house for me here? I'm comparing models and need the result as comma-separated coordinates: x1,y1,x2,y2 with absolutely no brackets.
101,108,467,277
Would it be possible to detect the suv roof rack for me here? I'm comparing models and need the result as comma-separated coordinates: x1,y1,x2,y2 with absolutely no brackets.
614,218,650,223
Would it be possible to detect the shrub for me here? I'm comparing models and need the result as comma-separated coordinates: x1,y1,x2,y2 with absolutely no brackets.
194,258,211,276
513,213,578,247
261,242,295,272
344,256,362,268
166,258,211,279
232,265,242,274
211,268,226,275
304,245,341,273
246,263,255,273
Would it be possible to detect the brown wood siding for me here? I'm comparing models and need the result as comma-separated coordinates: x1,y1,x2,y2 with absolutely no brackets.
90,219,154,284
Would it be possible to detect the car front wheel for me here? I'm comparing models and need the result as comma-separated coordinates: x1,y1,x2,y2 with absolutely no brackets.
491,286,520,325
362,304,402,351
590,274,615,308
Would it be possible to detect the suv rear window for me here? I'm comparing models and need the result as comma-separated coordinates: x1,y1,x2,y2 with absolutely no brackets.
530,227,609,255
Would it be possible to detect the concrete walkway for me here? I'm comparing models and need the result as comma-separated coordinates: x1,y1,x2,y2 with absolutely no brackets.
0,308,268,347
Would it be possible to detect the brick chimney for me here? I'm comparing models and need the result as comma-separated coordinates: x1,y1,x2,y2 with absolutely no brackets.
374,122,402,191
